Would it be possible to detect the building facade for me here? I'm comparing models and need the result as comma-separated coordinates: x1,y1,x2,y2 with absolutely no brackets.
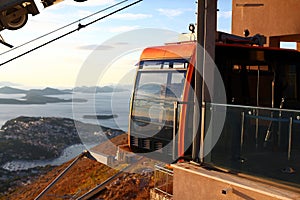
232,0,300,50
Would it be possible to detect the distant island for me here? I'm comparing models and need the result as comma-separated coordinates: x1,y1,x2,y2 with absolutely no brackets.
83,114,118,120
0,85,129,105
0,86,26,94
0,95,86,105
0,85,129,95
0,86,71,95
0,86,79,104
73,86,128,93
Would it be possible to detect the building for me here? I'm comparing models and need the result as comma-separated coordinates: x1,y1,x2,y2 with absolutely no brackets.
232,0,300,50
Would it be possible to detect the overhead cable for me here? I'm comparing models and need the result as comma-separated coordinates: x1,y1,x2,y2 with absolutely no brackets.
0,0,129,56
0,0,143,67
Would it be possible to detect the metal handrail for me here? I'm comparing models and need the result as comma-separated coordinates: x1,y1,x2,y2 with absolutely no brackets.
132,117,173,128
242,114,295,161
207,102,300,114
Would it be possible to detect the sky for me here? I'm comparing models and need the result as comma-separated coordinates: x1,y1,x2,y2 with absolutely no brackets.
0,0,232,88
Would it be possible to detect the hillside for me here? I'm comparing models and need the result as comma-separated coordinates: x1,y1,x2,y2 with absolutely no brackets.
1,134,155,200
0,116,124,165
0,117,124,195
1,158,117,200
1,156,154,200
0,86,26,94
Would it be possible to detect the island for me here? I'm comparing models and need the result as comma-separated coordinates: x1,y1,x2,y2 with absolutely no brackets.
0,95,87,104
0,86,71,95
0,86,86,104
83,114,118,120
73,85,128,93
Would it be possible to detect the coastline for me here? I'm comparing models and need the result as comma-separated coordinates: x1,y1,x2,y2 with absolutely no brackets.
0,116,124,165
0,116,125,195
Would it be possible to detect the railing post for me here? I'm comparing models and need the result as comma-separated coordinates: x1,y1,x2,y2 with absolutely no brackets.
200,101,206,162
173,101,178,160
166,168,169,194
240,112,245,152
288,117,293,161
255,109,259,149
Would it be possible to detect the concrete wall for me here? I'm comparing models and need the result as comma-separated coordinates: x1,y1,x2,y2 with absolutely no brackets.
232,0,300,49
89,151,114,166
172,163,300,200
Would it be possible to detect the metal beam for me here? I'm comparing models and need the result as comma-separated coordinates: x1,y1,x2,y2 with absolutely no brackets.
193,0,217,162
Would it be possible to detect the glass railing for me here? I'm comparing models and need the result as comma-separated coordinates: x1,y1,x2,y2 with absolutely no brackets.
154,165,174,197
204,103,300,187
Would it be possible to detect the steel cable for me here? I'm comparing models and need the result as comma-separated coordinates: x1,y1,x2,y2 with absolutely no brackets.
0,0,129,56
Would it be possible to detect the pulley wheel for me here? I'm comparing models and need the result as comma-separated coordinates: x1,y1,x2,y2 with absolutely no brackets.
2,5,28,30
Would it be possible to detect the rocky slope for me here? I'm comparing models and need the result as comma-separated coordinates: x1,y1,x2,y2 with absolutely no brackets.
1,134,156,200
0,116,124,196
1,157,155,200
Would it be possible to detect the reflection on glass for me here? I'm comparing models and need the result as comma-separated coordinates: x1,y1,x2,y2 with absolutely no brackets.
205,103,300,188
130,59,187,154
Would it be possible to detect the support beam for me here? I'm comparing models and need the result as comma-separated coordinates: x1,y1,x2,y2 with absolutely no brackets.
192,0,205,161
193,0,217,162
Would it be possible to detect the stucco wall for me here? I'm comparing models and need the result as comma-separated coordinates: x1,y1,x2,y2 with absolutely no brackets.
232,0,300,48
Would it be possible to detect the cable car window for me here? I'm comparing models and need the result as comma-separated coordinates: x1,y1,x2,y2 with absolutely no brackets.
140,61,164,69
131,70,186,130
168,72,186,99
173,61,189,69
163,61,189,69
140,59,189,70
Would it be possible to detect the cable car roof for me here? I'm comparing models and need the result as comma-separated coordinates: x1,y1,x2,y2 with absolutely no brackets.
140,42,196,61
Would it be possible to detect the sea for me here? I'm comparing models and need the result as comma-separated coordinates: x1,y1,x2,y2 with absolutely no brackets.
0,90,132,171
0,91,131,130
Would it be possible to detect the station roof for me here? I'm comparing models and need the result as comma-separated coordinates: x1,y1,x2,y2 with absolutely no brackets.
139,41,300,65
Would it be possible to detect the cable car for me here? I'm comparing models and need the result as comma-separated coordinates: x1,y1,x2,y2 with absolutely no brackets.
129,42,196,162
128,32,300,187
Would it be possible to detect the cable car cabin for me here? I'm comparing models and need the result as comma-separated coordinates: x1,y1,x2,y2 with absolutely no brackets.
129,43,196,162
129,39,300,187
